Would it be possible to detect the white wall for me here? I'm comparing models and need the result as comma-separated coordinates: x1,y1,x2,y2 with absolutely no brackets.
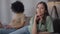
20,0,48,17
0,0,1,20
0,0,12,25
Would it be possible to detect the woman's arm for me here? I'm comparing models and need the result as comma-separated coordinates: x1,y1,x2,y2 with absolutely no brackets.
32,21,37,34
32,15,39,34
29,15,41,34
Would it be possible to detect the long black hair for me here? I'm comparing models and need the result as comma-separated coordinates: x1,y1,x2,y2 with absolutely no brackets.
37,1,49,25
37,1,49,16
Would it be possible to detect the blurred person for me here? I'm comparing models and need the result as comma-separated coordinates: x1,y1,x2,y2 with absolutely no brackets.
6,0,26,29
0,1,26,34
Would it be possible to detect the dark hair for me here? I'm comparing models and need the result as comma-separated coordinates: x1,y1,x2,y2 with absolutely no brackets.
11,1,24,13
37,1,49,25
37,1,49,16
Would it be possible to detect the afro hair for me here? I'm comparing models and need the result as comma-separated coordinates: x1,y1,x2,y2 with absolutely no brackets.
11,1,24,13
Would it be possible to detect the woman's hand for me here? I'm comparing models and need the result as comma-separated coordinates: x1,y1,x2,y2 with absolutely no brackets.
34,15,42,24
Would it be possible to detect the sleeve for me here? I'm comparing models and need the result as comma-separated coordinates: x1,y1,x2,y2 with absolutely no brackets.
28,17,34,34
46,16,54,32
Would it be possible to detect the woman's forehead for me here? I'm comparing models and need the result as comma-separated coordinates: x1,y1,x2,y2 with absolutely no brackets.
37,4,45,8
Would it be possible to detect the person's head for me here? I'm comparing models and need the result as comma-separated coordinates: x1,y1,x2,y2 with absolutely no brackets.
36,1,49,16
11,1,24,13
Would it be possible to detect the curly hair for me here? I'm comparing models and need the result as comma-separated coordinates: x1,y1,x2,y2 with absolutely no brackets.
11,1,24,13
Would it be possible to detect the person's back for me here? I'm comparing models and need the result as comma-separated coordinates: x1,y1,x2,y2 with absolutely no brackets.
0,1,26,34
9,13,26,29
8,1,26,29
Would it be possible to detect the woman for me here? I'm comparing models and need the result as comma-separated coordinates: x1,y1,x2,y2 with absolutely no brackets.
9,1,54,34
29,1,54,34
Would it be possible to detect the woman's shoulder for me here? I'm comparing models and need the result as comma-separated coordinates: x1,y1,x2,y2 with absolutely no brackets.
46,16,53,24
46,16,52,20
46,16,53,23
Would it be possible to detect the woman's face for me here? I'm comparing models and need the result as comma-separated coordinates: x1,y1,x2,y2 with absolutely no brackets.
36,4,45,16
